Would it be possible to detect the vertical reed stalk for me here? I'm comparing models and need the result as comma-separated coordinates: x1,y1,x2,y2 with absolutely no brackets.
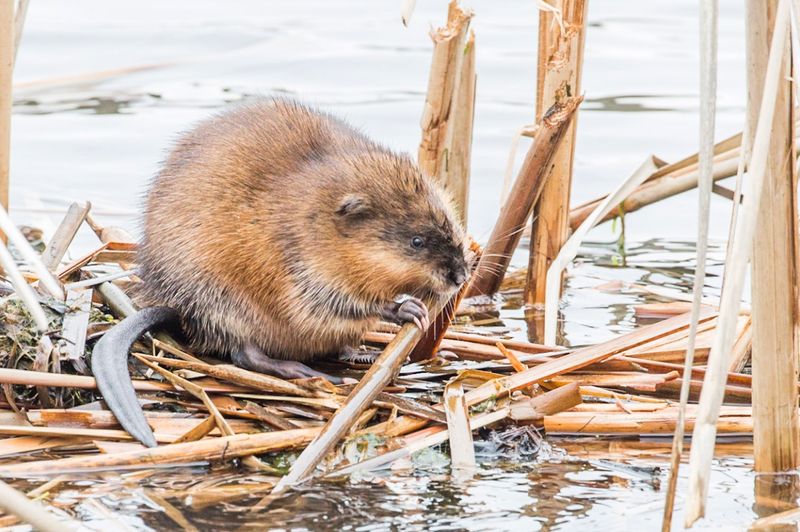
525,0,588,325
0,0,12,214
684,0,790,525
445,29,476,226
661,1,718,529
748,0,800,475
418,1,473,224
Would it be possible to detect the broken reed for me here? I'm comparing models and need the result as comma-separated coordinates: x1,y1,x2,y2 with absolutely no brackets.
0,307,735,478
465,96,581,298
418,0,474,225
273,323,424,493
526,0,588,318
570,143,741,230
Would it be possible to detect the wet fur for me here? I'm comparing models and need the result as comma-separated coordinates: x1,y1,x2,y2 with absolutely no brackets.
136,98,468,362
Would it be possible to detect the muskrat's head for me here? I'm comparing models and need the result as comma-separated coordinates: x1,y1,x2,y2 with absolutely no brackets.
325,151,470,307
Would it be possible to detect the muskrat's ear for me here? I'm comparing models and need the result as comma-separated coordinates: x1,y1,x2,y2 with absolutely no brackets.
336,194,369,218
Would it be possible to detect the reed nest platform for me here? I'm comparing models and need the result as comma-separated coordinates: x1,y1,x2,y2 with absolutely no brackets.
0,203,757,527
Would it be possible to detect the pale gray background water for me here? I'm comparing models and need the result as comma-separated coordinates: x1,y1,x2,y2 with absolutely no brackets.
7,1,762,530
12,1,746,246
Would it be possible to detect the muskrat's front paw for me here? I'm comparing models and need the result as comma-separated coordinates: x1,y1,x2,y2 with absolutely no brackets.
381,296,429,331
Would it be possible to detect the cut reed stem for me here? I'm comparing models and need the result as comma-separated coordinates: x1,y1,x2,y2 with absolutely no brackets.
526,0,588,315
748,0,800,476
418,0,473,222
465,96,582,297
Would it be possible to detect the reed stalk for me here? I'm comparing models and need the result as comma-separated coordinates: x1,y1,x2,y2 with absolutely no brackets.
445,29,476,226
0,366,247,393
569,154,741,230
662,1,718,529
0,206,63,299
418,0,473,223
463,310,713,408
0,480,70,532
544,156,659,345
525,0,588,314
272,323,424,494
464,96,581,298
748,0,800,477
684,0,790,525
0,241,48,330
60,288,91,374
0,0,11,214
0,427,322,475
443,381,475,472
42,201,91,271
12,0,28,65
544,410,753,435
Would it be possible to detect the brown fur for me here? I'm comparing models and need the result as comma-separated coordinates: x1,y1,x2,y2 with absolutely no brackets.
137,98,467,361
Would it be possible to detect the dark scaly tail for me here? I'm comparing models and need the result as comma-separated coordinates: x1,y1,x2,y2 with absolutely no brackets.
91,306,181,448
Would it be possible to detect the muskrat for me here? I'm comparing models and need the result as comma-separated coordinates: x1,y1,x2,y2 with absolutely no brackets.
91,99,470,447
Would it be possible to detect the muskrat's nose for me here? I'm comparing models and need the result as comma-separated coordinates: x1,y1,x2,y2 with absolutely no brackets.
448,266,467,286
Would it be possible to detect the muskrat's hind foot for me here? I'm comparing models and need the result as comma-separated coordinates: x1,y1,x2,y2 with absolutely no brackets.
338,345,381,365
381,296,429,330
232,344,343,384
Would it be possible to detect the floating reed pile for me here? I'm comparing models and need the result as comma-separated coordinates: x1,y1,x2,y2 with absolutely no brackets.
0,199,760,526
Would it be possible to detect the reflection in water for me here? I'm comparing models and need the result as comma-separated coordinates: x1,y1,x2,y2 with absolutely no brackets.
16,96,150,115
1,447,756,531
753,473,800,527
584,94,685,113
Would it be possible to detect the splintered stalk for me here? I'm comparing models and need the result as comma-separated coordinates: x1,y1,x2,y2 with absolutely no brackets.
465,96,582,298
418,0,473,222
526,0,589,310
41,201,91,271
443,380,475,472
273,323,424,493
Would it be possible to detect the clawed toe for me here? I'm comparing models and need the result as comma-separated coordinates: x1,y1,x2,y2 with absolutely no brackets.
382,296,430,331
339,345,381,365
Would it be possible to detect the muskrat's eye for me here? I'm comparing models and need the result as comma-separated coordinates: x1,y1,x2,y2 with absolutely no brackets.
411,236,425,250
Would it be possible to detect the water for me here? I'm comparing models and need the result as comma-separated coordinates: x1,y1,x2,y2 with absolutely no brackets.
5,1,769,530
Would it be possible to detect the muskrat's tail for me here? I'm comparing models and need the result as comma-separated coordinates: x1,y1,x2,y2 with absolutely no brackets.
91,307,181,448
